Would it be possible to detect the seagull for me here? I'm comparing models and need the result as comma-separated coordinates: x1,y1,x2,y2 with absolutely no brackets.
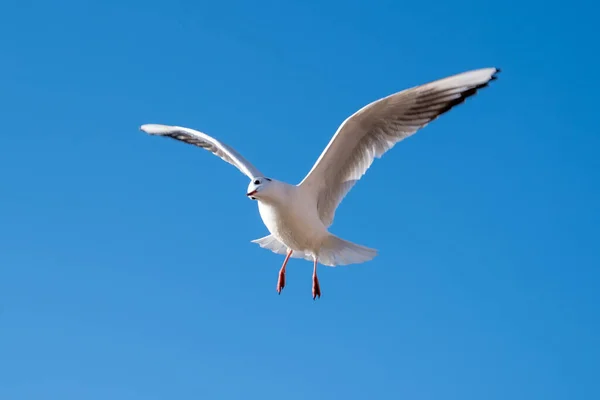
141,67,500,299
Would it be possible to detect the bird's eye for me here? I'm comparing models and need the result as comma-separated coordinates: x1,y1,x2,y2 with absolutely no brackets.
254,179,260,185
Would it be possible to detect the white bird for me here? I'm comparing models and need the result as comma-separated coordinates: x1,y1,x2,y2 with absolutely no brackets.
141,67,500,299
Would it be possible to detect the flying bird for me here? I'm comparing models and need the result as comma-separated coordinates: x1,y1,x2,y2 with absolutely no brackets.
141,67,500,299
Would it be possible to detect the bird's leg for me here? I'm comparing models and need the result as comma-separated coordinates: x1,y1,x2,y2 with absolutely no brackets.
277,250,293,294
312,258,321,300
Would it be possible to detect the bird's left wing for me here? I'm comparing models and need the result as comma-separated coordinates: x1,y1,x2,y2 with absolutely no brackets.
298,67,500,227
140,124,263,180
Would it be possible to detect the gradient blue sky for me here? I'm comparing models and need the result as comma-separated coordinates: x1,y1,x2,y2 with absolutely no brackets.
1,0,598,399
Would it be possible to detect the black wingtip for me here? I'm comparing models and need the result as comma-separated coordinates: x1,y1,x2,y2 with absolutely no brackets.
491,68,501,80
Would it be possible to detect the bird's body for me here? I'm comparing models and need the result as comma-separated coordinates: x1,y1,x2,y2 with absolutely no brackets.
251,180,377,268
256,182,327,255
141,67,500,299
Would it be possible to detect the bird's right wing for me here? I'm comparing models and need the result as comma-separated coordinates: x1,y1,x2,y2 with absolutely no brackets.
140,124,264,180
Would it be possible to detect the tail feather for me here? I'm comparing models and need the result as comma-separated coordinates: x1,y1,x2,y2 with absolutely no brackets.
251,234,377,267
318,234,378,267
251,235,313,261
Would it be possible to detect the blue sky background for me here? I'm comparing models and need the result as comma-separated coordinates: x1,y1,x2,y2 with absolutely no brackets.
1,0,598,399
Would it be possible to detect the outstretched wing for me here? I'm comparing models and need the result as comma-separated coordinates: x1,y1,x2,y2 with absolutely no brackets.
298,67,500,227
140,124,263,179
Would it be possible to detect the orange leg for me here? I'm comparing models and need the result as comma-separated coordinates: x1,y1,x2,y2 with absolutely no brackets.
277,250,293,294
312,258,321,300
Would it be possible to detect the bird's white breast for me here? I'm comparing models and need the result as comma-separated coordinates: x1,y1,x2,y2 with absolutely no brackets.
257,185,328,254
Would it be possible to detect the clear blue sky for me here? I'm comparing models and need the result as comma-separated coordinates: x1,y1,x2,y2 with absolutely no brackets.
1,0,598,399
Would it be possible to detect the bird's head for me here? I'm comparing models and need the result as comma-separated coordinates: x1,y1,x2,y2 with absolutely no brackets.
246,177,274,200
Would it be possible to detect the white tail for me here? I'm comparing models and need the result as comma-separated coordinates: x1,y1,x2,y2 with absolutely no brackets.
251,234,310,260
251,234,377,267
317,234,378,266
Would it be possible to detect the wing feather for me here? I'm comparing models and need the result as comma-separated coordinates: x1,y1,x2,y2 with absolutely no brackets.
298,67,500,227
140,124,263,179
